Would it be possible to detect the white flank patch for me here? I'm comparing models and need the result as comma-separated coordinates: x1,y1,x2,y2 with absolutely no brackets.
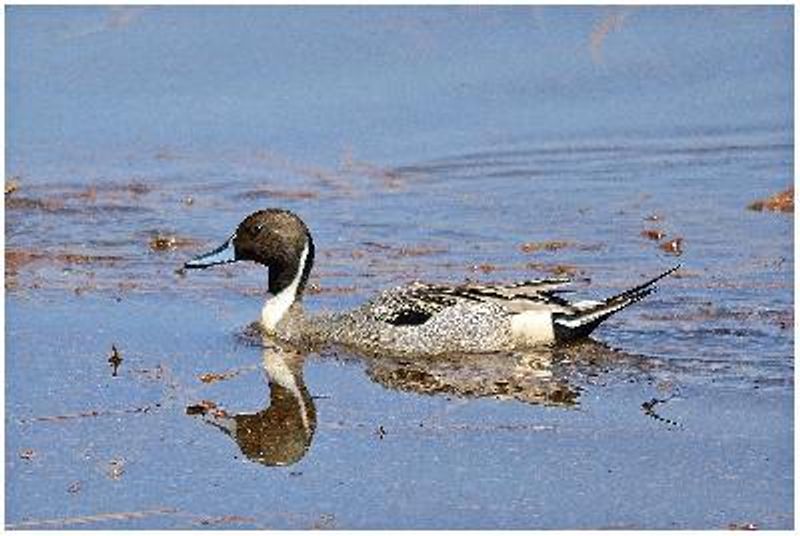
261,244,309,332
510,310,555,345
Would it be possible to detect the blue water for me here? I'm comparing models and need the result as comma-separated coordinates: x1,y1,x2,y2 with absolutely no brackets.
5,6,794,529
8,6,792,169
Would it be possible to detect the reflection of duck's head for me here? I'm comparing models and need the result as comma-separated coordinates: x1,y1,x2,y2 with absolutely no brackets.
233,381,315,466
202,346,316,467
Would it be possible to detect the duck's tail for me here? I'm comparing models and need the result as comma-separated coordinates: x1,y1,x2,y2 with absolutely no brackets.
553,264,681,342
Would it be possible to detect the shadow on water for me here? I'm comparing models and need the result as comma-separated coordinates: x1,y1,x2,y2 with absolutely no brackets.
191,333,664,467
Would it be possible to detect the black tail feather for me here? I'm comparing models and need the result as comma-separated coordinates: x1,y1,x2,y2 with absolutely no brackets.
553,265,679,342
603,264,681,304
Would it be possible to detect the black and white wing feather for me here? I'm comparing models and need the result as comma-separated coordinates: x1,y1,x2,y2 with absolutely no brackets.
371,277,574,326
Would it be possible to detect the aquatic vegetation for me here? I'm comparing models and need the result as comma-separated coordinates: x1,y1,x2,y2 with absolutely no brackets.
747,187,794,213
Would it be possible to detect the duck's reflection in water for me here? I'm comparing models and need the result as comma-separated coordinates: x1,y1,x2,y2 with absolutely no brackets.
193,344,316,467
365,351,579,406
191,337,657,466
361,339,656,407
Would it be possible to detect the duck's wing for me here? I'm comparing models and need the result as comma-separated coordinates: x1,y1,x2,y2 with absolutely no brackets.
370,278,574,326
367,283,460,326
444,278,574,308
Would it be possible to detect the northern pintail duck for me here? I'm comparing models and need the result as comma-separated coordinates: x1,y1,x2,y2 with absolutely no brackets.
185,209,679,356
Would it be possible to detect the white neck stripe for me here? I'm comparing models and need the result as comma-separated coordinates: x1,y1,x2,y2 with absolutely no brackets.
261,243,309,332
263,350,310,433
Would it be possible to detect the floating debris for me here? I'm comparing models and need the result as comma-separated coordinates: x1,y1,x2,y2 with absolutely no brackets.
641,229,665,241
6,249,123,277
186,400,229,419
377,425,387,439
199,372,227,384
471,263,498,274
641,397,681,428
108,345,123,377
5,507,179,529
149,236,177,251
727,522,759,531
66,481,82,494
520,240,572,253
311,513,336,530
747,186,793,213
148,233,199,252
645,213,663,222
106,458,126,480
18,403,159,424
5,178,20,195
237,188,319,201
361,241,392,251
75,186,97,202
198,364,258,384
526,262,583,277
304,283,358,296
5,196,67,212
5,250,40,276
19,448,36,461
197,515,258,527
394,246,447,258
125,182,151,196
659,237,684,256
186,401,213,415
57,253,123,265
355,241,447,259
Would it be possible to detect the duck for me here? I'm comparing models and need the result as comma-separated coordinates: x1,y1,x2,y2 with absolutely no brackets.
184,208,679,356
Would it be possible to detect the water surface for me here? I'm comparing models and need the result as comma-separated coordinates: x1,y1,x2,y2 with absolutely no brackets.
5,6,793,529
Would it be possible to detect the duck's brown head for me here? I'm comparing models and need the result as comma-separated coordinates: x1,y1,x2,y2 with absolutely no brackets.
185,208,315,297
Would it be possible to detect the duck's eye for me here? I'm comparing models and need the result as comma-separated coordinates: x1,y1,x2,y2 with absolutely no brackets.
253,223,264,234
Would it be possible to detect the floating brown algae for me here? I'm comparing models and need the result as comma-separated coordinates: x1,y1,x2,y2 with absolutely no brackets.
747,187,793,213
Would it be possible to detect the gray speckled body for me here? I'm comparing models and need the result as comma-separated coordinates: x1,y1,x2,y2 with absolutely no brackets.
275,283,528,357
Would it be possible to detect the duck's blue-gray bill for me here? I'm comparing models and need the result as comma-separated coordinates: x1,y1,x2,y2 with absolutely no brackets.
184,236,237,269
